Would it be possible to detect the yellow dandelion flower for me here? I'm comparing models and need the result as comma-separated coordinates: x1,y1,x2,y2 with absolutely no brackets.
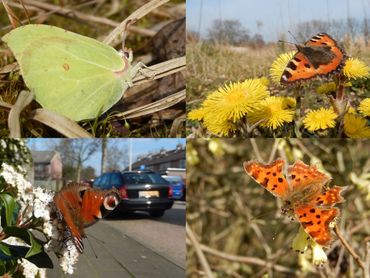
257,76,270,87
248,96,296,130
303,108,338,132
270,51,296,85
359,98,370,117
203,79,269,123
188,107,207,121
316,82,337,94
347,106,357,114
343,113,370,138
343,58,370,79
203,112,236,136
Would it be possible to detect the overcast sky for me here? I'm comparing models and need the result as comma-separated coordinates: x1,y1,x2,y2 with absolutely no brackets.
187,0,370,41
27,139,185,175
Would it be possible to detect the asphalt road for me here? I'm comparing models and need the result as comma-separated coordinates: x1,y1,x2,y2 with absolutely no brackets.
46,201,185,278
105,201,186,268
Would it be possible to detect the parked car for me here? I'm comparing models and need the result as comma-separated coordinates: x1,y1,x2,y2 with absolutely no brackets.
162,175,186,201
93,171,174,217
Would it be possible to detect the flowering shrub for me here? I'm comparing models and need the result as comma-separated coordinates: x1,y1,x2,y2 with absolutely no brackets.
188,47,370,138
0,140,79,276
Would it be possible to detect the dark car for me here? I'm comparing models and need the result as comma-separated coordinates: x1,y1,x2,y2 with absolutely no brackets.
93,171,174,217
162,175,186,201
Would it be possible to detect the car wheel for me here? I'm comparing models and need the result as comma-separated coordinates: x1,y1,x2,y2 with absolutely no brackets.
149,210,165,217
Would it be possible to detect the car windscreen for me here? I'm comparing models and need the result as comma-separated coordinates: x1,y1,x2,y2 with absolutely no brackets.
163,176,183,183
94,173,123,189
123,173,168,184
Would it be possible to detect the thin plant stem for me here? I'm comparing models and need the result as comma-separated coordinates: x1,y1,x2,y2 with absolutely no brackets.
293,87,302,138
186,223,214,278
334,225,365,271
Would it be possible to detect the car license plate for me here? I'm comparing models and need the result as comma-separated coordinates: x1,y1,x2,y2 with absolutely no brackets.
139,190,159,198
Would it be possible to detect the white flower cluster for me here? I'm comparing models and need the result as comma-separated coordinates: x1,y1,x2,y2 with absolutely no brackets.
19,258,46,278
2,237,46,278
0,163,79,275
0,164,54,229
59,240,79,274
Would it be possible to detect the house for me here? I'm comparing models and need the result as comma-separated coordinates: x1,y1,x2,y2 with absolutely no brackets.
30,151,63,191
130,144,186,178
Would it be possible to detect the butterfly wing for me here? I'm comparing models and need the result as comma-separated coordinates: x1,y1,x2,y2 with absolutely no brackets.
314,186,345,206
54,185,86,252
281,33,346,85
293,183,344,246
294,205,339,246
80,189,120,227
54,183,120,253
244,159,289,198
287,160,331,195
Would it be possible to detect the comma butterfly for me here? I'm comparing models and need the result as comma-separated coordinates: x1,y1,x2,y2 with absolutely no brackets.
54,183,120,252
281,33,347,85
244,159,344,246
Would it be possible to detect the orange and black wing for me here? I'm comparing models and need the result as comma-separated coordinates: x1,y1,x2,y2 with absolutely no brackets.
244,159,289,198
281,33,346,85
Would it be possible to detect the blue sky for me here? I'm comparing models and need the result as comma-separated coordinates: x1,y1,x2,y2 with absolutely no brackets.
26,139,185,174
187,0,369,41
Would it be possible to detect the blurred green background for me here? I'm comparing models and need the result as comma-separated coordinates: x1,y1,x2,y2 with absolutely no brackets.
187,139,370,277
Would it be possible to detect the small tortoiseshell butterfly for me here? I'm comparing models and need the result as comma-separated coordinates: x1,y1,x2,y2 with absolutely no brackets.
54,183,120,252
281,33,347,85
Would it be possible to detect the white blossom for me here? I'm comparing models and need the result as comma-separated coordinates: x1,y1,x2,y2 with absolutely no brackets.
59,240,79,274
19,258,46,278
312,242,328,266
1,163,80,275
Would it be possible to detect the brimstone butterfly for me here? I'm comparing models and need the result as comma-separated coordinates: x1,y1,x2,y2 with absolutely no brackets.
2,24,142,121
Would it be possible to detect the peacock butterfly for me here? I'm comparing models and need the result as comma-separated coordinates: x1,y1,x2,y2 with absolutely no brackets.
54,182,120,253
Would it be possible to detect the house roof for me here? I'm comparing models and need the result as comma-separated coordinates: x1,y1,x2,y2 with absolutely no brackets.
131,146,185,168
31,151,58,164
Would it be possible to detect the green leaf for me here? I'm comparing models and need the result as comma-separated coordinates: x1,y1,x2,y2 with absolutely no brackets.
0,242,53,269
0,242,12,257
0,193,16,227
25,232,42,258
3,227,42,257
0,261,5,276
2,24,141,121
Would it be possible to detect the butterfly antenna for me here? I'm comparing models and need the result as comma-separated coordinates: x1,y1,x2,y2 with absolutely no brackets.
86,236,98,259
250,207,277,221
277,40,295,46
121,19,137,51
288,30,299,43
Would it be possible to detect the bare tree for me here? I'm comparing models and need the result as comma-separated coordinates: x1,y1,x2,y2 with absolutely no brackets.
105,140,129,172
101,138,107,175
207,19,250,45
52,139,99,182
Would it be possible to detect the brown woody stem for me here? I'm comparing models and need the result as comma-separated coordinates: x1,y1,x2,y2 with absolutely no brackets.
334,225,365,270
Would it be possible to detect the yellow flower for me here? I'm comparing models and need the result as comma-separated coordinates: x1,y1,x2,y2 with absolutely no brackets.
203,79,269,123
347,106,357,114
292,227,310,254
248,96,296,130
303,108,338,132
316,82,336,94
203,112,236,136
359,98,370,117
257,76,270,87
188,107,207,121
343,113,370,138
270,51,296,85
343,58,370,79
